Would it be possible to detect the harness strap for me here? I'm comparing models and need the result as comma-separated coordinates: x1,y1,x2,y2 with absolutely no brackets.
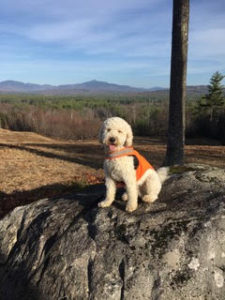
105,146,155,184
105,147,134,159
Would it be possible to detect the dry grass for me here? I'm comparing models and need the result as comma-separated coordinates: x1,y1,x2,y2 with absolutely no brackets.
134,137,225,169
0,129,104,218
0,128,224,219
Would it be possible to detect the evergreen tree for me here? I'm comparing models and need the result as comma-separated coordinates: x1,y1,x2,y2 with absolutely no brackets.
199,71,225,121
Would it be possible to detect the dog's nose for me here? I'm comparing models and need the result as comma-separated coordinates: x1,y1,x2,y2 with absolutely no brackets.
109,137,116,143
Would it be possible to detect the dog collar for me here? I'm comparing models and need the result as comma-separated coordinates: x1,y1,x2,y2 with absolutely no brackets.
105,146,134,159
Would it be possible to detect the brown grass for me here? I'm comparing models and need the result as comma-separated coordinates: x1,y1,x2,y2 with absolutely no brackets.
0,128,224,219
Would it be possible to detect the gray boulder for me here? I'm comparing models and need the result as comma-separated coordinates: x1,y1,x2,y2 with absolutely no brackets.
0,164,225,300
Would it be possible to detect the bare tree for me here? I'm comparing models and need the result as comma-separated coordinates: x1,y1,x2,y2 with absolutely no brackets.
165,0,190,165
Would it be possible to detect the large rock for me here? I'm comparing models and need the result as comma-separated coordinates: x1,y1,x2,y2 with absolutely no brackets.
0,164,225,300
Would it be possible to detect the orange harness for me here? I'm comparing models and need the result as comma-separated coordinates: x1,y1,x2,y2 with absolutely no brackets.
105,147,154,182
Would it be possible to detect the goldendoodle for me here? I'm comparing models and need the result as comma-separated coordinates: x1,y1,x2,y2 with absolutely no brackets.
98,117,168,212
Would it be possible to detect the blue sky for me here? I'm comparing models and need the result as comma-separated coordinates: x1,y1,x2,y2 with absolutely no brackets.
0,0,225,88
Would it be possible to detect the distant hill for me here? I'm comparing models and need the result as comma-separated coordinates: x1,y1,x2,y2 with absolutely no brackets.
143,85,210,99
0,80,54,93
0,80,148,94
0,79,213,97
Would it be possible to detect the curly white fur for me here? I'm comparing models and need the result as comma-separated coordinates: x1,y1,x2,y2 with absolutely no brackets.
98,117,168,212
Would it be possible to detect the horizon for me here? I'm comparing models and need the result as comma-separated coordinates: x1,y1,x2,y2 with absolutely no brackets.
0,78,211,90
0,78,160,89
1,0,225,88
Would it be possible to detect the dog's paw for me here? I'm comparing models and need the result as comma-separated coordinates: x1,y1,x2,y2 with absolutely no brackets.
125,202,138,212
98,199,112,208
121,192,128,201
142,195,158,203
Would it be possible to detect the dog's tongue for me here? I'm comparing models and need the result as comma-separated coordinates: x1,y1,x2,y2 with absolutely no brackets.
109,144,116,151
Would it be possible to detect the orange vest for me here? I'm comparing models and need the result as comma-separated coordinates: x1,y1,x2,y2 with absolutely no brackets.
105,147,154,182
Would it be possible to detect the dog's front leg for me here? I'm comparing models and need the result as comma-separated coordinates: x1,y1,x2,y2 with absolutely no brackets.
98,176,116,208
124,176,138,212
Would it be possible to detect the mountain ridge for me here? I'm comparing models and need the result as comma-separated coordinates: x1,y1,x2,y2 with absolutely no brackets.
0,79,149,93
0,79,208,96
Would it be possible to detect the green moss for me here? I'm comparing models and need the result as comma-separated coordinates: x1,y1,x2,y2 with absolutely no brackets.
169,166,196,175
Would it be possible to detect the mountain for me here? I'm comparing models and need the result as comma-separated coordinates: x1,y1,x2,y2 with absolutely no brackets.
58,80,145,92
148,86,167,92
0,79,212,97
0,80,147,95
0,80,54,93
146,85,209,98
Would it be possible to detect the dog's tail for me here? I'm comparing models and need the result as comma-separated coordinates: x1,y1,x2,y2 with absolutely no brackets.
157,167,169,184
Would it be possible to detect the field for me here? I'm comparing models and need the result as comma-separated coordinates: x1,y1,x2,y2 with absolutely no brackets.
0,128,224,219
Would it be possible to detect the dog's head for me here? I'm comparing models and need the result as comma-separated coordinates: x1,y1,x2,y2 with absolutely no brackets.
99,117,133,151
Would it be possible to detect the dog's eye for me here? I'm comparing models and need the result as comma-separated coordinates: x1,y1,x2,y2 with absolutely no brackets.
118,130,122,134
107,128,111,132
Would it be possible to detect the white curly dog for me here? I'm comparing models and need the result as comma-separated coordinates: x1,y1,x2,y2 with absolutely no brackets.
98,117,168,212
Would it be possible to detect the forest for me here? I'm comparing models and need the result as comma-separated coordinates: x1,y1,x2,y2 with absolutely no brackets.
0,72,224,144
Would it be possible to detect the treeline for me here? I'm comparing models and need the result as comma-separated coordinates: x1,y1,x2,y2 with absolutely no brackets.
0,98,168,139
0,103,101,140
0,72,224,143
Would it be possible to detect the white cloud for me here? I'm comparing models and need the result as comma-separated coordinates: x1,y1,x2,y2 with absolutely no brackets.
0,0,170,56
0,0,225,86
1,0,160,20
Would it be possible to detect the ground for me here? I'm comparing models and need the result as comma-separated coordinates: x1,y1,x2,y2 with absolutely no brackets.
0,128,224,218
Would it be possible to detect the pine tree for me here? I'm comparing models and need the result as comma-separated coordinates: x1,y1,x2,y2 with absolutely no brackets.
200,71,225,121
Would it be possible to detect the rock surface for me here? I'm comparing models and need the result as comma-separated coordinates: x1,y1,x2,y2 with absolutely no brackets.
0,164,225,300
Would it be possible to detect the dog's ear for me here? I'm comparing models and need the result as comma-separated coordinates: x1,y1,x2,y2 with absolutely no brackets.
125,124,133,146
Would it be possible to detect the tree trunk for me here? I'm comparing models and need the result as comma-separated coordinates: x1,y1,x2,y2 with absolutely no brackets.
165,0,189,165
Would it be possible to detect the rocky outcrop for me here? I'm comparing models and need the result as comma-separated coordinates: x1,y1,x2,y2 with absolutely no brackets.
0,164,225,300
